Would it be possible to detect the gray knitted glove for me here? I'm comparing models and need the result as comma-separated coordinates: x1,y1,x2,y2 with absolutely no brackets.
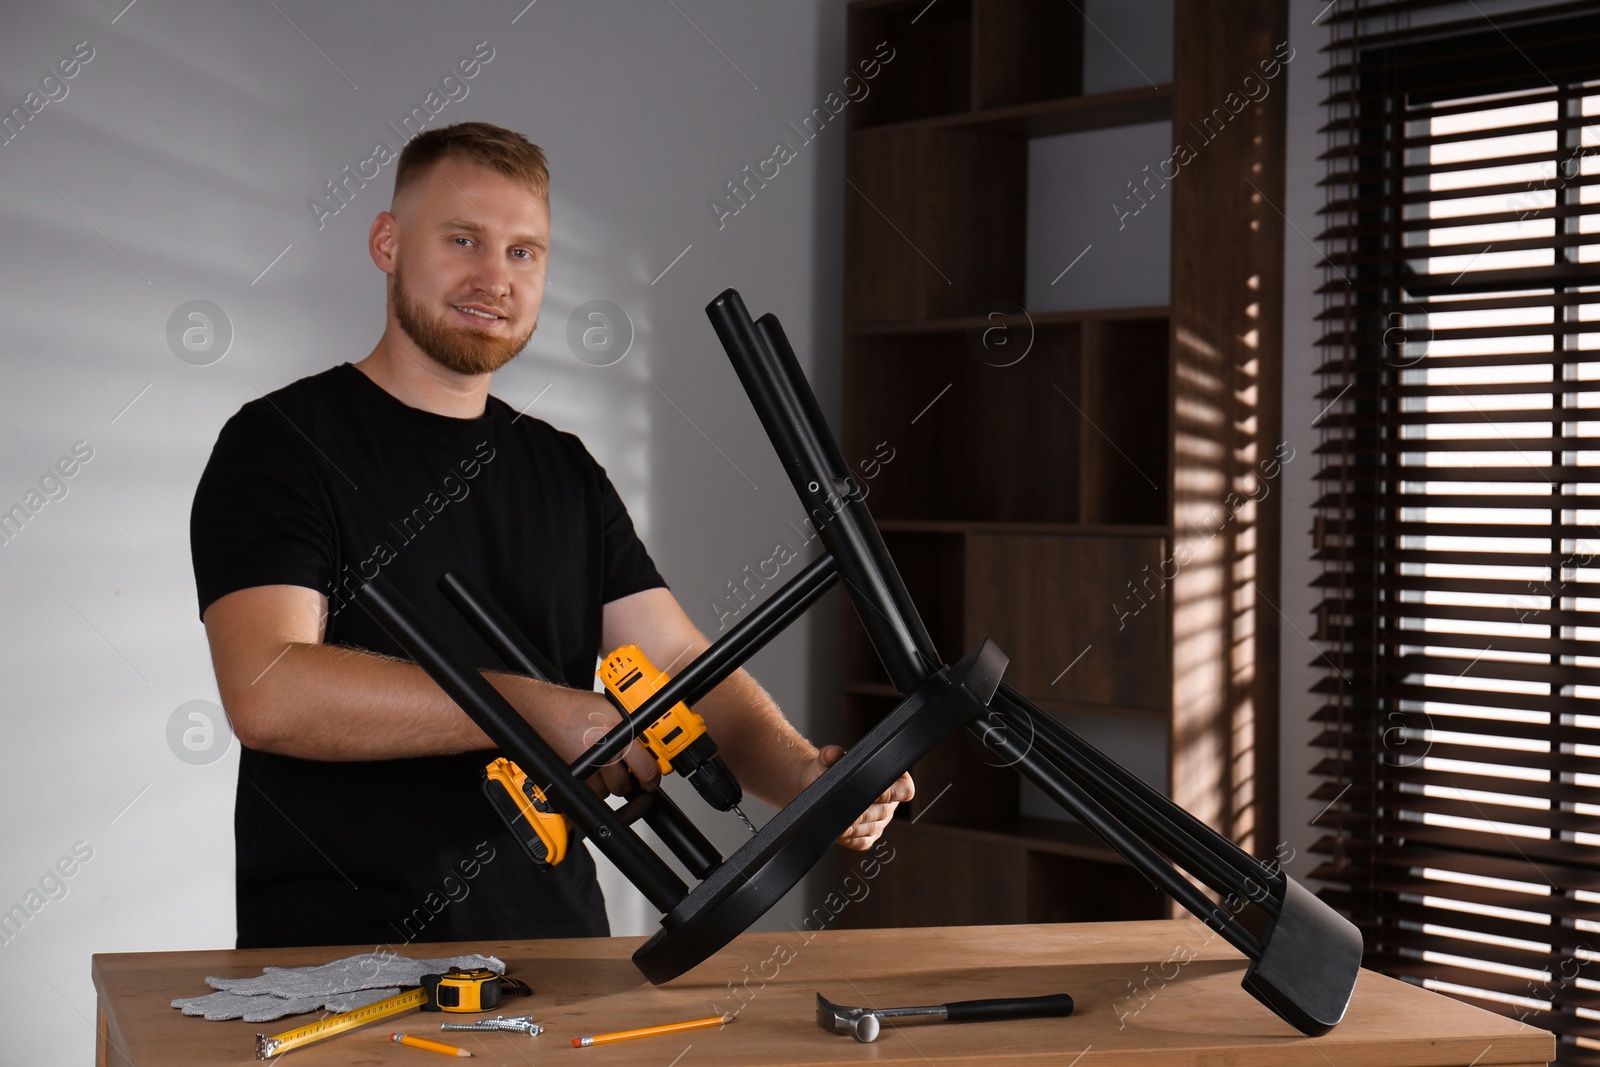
171,952,504,1021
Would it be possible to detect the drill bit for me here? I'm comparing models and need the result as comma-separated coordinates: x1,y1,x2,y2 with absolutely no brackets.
732,805,757,833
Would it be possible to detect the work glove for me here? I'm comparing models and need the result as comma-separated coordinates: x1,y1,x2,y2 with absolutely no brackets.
171,951,504,1022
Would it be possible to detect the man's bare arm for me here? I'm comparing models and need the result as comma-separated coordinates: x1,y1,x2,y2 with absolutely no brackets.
204,584,659,796
600,586,913,850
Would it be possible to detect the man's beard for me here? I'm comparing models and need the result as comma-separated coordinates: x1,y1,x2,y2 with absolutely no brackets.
390,261,536,376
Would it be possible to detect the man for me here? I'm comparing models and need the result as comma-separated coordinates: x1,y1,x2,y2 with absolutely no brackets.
191,122,912,950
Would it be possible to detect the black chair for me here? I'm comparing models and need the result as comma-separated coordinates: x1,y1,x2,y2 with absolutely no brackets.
356,288,1362,1037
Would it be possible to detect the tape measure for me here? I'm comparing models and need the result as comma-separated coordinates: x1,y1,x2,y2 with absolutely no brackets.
256,987,427,1060
254,968,529,1060
422,968,528,1012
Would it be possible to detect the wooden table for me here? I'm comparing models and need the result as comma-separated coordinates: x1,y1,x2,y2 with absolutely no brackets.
92,919,1554,1066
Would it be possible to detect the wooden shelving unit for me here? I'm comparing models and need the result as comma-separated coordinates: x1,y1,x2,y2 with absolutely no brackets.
835,0,1287,930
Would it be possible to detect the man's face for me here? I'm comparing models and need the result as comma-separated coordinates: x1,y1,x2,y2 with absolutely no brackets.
386,157,550,376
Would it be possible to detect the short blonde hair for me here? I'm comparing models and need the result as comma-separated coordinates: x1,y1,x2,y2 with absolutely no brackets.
393,122,549,204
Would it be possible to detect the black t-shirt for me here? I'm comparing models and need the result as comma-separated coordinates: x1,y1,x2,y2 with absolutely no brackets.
190,363,667,950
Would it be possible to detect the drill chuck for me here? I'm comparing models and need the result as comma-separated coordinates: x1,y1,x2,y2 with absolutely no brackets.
677,736,743,812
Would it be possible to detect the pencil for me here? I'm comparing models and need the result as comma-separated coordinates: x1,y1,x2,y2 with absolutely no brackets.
391,1032,473,1057
572,1014,733,1047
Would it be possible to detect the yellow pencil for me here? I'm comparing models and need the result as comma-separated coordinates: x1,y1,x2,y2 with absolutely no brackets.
391,1032,473,1057
572,1014,733,1047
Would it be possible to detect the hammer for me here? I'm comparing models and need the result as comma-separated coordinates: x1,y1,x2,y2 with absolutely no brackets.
815,992,1074,1043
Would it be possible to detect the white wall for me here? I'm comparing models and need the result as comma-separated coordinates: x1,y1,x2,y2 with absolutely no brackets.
0,2,853,1061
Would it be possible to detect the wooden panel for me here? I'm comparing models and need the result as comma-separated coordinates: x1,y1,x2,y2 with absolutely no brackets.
843,129,1026,323
1167,0,1285,855
1081,317,1170,525
1027,849,1168,924
837,822,1166,931
842,327,1080,522
972,0,1084,109
848,0,972,128
910,731,1020,826
966,533,1169,711
835,820,1030,928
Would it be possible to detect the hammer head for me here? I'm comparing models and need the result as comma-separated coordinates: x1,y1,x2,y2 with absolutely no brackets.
815,993,881,1043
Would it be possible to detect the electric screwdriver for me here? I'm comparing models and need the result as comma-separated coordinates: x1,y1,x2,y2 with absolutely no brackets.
598,644,755,833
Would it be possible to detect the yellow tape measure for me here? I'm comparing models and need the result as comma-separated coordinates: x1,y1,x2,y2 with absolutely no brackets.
255,987,427,1060
254,967,526,1059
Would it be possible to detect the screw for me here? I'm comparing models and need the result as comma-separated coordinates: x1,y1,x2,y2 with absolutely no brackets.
439,1014,542,1036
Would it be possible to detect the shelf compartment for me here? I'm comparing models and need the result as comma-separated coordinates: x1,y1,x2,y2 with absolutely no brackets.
1080,317,1171,525
847,0,973,129
843,128,1026,323
842,327,1081,523
1025,121,1174,314
964,531,1170,712
834,818,1167,929
972,0,1084,110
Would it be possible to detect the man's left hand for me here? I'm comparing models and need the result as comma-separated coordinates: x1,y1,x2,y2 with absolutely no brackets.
806,745,914,851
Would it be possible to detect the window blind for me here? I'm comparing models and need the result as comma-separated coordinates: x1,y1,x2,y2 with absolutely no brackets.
1311,3,1600,1063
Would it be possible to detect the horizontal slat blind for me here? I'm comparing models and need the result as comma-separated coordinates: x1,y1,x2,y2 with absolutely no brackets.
1312,3,1600,1063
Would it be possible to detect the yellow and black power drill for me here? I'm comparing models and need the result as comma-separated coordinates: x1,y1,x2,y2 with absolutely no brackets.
483,644,752,870
598,644,754,833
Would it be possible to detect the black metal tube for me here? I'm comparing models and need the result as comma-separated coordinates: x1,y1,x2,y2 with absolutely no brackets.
354,575,689,914
569,551,840,779
706,289,940,692
994,694,1281,914
607,787,723,883
970,712,1263,960
642,796,723,881
992,687,1280,895
437,571,564,683
615,789,654,825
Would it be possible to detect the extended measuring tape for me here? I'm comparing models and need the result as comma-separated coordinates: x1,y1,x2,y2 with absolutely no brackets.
254,967,529,1060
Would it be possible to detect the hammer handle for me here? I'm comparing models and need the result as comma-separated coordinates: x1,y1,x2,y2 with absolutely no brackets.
944,994,1075,1023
